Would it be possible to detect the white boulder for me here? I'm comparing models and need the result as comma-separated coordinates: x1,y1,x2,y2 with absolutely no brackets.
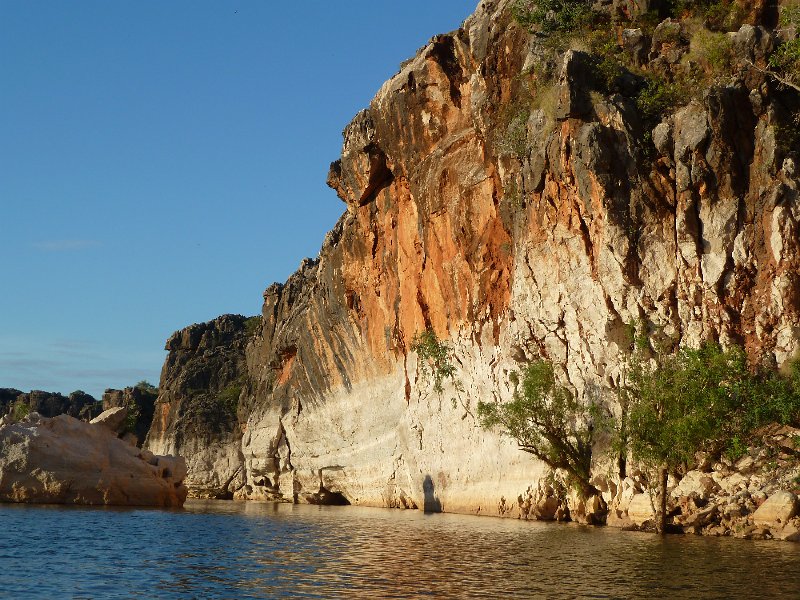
0,414,187,507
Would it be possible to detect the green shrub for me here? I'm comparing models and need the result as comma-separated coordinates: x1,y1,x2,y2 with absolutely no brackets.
135,380,158,394
497,109,531,158
636,76,684,122
123,400,140,435
769,38,800,86
478,361,605,499
411,330,457,394
688,28,733,75
780,2,800,27
11,400,30,421
218,383,242,415
774,114,800,155
622,338,800,531
511,0,595,33
741,358,800,431
669,0,746,30
244,316,262,336
702,0,747,31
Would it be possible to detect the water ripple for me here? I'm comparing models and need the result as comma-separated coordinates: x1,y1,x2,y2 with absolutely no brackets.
0,500,798,598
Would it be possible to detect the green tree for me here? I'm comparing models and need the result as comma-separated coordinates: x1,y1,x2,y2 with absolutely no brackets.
511,0,594,33
135,380,158,394
411,330,458,395
624,341,800,533
477,361,603,500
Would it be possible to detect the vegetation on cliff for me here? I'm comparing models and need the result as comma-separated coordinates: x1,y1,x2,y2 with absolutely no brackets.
477,361,603,500
622,336,800,532
479,332,800,532
411,330,459,395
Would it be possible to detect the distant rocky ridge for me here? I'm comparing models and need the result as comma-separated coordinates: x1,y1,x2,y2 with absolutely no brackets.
0,388,102,421
1,385,158,446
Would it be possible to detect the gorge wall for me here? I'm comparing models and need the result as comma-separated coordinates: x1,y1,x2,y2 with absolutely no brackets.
145,0,800,517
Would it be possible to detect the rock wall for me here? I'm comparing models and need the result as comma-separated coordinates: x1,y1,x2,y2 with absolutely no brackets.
145,314,251,498
147,0,800,517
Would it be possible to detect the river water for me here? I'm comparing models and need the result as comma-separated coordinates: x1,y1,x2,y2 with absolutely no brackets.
1,499,799,599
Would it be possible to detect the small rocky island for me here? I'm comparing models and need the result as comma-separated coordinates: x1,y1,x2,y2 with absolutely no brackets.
0,405,187,508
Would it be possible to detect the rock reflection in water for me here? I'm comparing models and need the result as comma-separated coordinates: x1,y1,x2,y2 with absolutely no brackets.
1,500,799,598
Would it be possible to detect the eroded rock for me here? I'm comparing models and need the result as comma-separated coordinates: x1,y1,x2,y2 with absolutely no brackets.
0,414,187,507
752,491,799,527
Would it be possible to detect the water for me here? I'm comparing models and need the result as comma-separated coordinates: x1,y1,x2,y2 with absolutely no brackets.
1,500,799,599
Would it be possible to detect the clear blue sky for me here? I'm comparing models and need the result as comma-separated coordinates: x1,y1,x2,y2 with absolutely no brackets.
1,0,476,399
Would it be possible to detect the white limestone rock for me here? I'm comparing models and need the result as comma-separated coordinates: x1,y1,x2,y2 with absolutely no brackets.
0,414,187,507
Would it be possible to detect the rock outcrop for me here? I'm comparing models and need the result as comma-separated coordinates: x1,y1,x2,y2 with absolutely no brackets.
0,413,187,507
146,0,800,527
102,386,157,447
145,314,251,499
604,425,800,540
0,388,101,421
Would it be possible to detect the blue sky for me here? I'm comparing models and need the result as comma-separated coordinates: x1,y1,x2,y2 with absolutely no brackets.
1,0,476,399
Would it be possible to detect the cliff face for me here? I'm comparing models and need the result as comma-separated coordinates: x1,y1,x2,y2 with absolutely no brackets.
147,0,800,515
145,314,251,497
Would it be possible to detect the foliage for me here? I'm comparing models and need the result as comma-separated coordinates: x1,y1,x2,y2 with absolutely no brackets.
687,28,733,75
244,316,263,336
622,335,800,530
11,400,30,421
218,383,242,415
626,343,755,470
701,0,747,31
634,74,687,152
774,113,800,155
768,38,800,86
497,108,531,158
123,398,141,435
135,380,158,394
477,361,603,498
668,0,746,30
636,75,685,125
740,358,800,432
411,330,458,395
511,0,595,33
780,1,800,28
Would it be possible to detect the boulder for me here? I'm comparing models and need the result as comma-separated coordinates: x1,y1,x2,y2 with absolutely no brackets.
0,414,187,507
774,521,800,542
90,406,128,434
627,493,656,526
535,495,560,521
752,491,799,527
671,470,719,501
677,505,719,530
156,455,188,482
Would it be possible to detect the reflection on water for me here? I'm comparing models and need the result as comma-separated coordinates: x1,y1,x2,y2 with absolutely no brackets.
1,499,798,598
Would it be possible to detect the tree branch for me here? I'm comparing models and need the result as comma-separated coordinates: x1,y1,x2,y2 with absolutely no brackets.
744,59,800,93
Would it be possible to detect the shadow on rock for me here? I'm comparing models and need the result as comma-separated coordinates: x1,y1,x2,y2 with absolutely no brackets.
423,474,442,513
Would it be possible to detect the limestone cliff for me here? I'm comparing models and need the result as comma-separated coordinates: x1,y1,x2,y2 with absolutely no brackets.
146,0,800,520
